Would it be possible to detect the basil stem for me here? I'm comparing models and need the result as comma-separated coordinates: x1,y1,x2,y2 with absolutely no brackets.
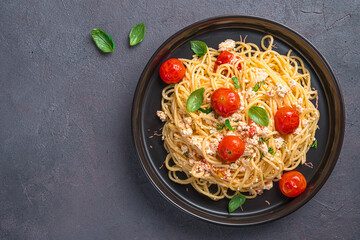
248,106,269,126
199,107,212,114
91,28,114,53
129,23,146,46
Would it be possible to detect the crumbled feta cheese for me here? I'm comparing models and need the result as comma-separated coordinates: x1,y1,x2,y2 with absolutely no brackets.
181,128,193,137
156,110,167,122
258,127,271,137
276,84,290,98
274,137,285,149
245,89,256,99
218,39,236,51
264,181,273,190
247,135,259,146
293,98,304,113
254,68,268,82
181,145,188,154
189,159,196,166
256,189,264,195
288,79,297,89
183,116,192,126
203,138,219,155
302,119,308,127
189,136,203,150
293,128,301,135
230,163,239,169
259,143,268,153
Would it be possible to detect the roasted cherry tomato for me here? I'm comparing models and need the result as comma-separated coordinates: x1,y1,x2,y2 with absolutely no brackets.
159,58,186,84
279,171,307,197
211,88,240,117
217,136,245,162
214,51,242,72
274,106,300,135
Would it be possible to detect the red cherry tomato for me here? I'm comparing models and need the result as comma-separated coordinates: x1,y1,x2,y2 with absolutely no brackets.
274,106,300,135
217,136,245,162
279,171,307,197
214,51,242,72
211,88,241,117
248,124,256,137
159,58,186,84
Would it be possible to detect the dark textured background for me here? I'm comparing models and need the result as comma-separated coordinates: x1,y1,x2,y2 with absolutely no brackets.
1,0,359,239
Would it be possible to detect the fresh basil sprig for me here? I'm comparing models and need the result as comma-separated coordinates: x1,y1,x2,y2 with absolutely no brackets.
190,41,208,56
268,147,276,157
91,28,114,53
199,107,213,114
311,138,317,149
228,194,246,213
225,119,237,131
129,23,145,46
248,106,269,126
232,77,241,89
187,88,205,112
253,80,266,92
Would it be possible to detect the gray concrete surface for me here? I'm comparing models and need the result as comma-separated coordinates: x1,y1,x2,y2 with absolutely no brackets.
1,0,359,239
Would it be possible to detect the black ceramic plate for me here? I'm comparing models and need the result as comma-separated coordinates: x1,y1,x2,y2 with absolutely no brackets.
131,16,345,225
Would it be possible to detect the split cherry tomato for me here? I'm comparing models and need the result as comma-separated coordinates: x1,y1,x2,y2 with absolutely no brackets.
214,51,242,72
217,136,245,162
274,106,300,135
279,171,307,197
247,119,256,137
159,58,186,84
211,88,241,117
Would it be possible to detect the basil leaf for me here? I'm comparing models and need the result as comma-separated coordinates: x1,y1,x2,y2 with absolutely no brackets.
199,107,213,114
311,138,317,149
187,88,205,112
228,194,246,213
248,106,269,126
91,28,114,53
225,119,237,131
232,77,241,89
190,41,208,56
129,23,145,46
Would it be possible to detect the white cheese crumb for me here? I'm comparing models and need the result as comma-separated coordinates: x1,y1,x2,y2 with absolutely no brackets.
245,89,256,99
264,181,273,190
183,116,192,126
302,119,308,127
247,135,259,146
258,127,271,137
293,98,304,113
259,143,268,153
218,39,236,51
156,110,167,122
189,136,203,150
276,84,290,98
181,145,188,154
293,128,301,135
254,68,268,82
181,128,193,137
289,79,297,89
274,137,285,149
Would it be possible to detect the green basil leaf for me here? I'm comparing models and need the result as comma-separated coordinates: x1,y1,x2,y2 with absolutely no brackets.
248,106,269,126
190,41,208,56
232,77,241,89
129,23,146,46
91,28,114,53
199,107,213,114
228,194,246,213
187,88,205,112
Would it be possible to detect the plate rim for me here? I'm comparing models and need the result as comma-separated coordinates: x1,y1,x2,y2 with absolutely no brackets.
131,15,345,226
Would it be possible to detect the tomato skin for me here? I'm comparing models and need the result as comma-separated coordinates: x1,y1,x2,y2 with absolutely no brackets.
214,51,242,72
217,136,245,162
159,58,186,84
211,88,241,117
279,171,307,197
274,106,300,135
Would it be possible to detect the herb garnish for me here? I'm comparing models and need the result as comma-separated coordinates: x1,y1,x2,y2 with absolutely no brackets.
129,23,146,46
216,123,225,131
259,137,269,144
183,152,189,158
91,28,114,52
199,107,213,114
232,77,241,89
311,138,317,149
225,119,237,131
228,194,246,213
268,147,276,157
190,41,208,56
253,80,266,92
260,152,265,159
187,88,205,112
248,106,269,126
